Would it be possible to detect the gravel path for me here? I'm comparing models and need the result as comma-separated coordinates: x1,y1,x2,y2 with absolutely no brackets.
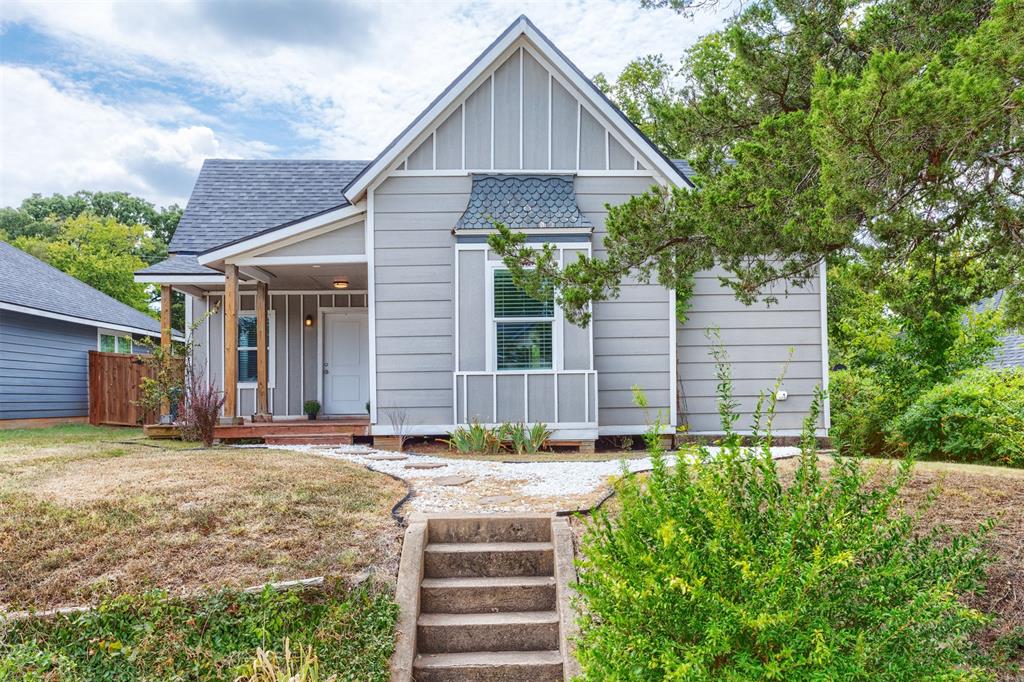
265,444,802,514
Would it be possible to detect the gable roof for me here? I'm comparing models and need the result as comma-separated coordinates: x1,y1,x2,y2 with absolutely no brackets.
342,14,693,201
168,159,368,253
0,240,166,337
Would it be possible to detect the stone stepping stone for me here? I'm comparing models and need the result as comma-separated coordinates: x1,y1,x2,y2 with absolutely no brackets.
433,475,475,486
404,461,447,470
366,454,407,461
478,495,516,505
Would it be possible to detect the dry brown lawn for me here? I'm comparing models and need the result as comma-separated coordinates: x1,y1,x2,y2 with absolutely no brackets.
0,425,406,611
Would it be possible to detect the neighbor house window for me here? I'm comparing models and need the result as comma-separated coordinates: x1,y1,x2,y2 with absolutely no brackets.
99,333,132,353
493,269,554,370
237,312,275,385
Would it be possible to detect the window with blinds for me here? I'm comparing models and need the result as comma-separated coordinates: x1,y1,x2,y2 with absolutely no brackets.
238,315,258,383
493,269,554,370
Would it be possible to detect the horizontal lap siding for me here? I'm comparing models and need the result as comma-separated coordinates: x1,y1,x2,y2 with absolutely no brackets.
0,311,95,419
678,271,826,433
578,175,673,428
373,175,466,424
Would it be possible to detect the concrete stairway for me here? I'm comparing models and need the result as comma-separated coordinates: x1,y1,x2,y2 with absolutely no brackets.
391,514,579,682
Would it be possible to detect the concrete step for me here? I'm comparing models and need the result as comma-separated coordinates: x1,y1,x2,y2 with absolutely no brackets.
262,433,354,446
427,514,552,544
423,542,554,579
413,650,563,682
420,575,556,614
416,611,560,654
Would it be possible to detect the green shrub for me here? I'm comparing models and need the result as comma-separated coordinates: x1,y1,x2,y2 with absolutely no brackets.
444,419,505,454
829,367,898,455
575,384,994,680
444,420,553,455
1,582,396,682
893,367,1024,467
506,421,552,455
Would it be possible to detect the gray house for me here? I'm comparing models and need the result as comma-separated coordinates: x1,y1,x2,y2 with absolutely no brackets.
0,241,166,424
136,16,830,444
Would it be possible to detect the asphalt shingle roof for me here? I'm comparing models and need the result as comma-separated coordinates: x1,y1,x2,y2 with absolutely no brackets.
455,175,593,230
169,159,369,253
136,253,220,276
991,333,1024,369
974,290,1024,369
0,240,163,335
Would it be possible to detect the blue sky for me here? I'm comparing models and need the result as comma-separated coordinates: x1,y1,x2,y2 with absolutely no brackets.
0,1,724,209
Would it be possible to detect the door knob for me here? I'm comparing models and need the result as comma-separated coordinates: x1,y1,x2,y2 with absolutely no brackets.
323,368,329,374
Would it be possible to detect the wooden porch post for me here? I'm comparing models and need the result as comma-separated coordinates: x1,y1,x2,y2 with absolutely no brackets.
254,280,271,421
159,284,173,422
222,264,240,424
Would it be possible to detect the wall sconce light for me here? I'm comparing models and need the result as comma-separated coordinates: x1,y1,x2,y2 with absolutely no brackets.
304,315,314,327
332,277,349,290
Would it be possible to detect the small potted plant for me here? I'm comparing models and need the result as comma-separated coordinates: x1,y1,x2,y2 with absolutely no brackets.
303,400,321,421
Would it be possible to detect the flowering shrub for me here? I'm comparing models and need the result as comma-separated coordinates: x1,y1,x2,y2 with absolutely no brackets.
575,375,994,679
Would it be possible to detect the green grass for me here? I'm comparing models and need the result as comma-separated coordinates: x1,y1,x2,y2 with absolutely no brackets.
0,424,143,446
1,581,397,682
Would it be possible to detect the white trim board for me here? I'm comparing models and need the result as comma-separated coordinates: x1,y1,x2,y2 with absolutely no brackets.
0,301,173,339
818,260,831,430
134,274,225,285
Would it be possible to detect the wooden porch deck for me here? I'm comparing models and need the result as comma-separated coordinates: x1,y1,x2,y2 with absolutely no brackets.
214,416,370,445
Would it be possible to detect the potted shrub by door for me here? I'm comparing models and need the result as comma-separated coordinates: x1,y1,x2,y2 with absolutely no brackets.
303,400,321,421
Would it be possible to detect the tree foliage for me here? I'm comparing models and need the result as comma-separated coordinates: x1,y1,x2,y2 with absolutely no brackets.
13,215,155,313
491,0,1022,328
1,190,184,325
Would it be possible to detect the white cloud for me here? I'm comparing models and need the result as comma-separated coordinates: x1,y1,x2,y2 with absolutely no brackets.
0,65,270,206
0,1,726,205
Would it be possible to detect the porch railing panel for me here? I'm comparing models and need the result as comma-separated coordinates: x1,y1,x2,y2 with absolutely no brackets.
453,369,598,427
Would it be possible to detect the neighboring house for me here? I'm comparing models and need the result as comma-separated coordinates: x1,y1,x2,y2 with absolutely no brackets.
135,16,830,443
0,240,169,424
976,290,1023,369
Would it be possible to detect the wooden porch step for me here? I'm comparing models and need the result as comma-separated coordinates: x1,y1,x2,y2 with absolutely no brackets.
215,421,369,440
263,433,354,446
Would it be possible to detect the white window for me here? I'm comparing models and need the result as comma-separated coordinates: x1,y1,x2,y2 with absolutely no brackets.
237,311,275,387
98,331,132,353
492,268,554,370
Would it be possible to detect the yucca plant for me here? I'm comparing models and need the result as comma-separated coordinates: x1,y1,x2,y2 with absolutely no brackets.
443,419,504,454
506,421,553,454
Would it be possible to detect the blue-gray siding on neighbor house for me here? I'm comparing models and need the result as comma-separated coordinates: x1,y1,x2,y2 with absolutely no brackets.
0,310,95,420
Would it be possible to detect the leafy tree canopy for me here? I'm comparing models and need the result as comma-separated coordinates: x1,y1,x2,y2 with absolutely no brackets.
1,190,184,325
491,0,1022,328
0,190,182,260
12,215,155,314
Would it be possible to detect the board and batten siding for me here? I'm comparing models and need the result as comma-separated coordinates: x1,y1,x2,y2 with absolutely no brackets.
678,268,828,434
0,310,95,419
195,292,367,417
395,42,647,175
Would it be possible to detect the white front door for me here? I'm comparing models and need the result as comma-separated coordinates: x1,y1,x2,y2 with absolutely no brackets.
321,311,369,415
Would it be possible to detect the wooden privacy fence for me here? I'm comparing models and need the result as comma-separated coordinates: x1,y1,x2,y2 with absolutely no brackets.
88,351,159,426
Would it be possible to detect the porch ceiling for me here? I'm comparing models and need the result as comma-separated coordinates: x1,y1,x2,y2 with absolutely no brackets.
257,263,367,291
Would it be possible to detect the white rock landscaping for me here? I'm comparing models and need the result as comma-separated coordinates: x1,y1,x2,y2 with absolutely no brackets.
259,444,802,514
